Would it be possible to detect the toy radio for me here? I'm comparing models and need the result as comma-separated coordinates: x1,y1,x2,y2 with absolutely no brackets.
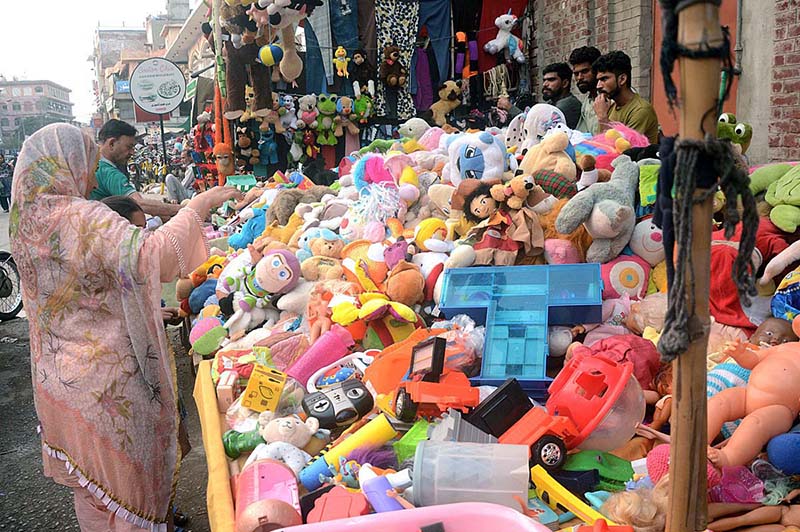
302,379,374,430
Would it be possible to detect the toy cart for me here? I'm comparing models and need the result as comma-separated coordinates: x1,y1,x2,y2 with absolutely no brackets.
499,406,579,471
393,337,480,423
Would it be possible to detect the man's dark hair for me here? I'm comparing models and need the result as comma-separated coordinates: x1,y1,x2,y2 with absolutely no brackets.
542,62,574,85
101,195,144,223
98,119,138,143
568,46,602,67
592,51,633,85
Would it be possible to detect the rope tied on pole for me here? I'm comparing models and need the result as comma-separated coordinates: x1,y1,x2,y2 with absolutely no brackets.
656,136,758,363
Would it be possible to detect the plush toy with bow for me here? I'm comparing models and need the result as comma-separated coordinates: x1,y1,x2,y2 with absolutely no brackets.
483,10,525,64
380,45,408,88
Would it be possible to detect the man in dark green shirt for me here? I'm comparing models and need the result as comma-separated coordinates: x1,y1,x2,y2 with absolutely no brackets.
542,62,582,130
592,51,660,145
94,120,180,219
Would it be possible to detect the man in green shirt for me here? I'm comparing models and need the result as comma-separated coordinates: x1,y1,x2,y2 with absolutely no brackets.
592,51,660,145
569,45,602,135
93,120,180,219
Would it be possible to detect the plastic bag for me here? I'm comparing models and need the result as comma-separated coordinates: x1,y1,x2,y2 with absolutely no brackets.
430,314,486,373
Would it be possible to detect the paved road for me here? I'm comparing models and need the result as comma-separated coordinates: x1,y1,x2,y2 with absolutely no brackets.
0,318,211,531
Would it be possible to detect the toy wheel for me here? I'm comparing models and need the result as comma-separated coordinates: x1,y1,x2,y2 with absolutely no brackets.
395,388,418,423
531,435,567,471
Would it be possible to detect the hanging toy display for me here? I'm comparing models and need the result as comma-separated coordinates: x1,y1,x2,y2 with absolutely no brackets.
353,82,375,125
316,94,339,146
380,45,408,88
334,96,359,137
333,46,351,78
484,10,526,64
349,48,375,92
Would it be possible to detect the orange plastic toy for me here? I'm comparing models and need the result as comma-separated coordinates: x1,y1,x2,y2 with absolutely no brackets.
498,406,579,471
392,337,480,422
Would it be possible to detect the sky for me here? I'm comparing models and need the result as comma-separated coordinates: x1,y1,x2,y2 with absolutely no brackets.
1,0,175,124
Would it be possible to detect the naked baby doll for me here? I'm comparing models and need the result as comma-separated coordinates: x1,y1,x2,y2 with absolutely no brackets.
707,316,800,468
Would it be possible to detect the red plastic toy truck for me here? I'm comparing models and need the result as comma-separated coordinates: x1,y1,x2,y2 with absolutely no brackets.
498,406,579,471
393,337,480,422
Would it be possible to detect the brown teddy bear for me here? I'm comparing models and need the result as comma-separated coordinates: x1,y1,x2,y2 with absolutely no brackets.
430,80,463,127
266,185,336,225
490,174,534,210
380,45,408,88
300,236,345,281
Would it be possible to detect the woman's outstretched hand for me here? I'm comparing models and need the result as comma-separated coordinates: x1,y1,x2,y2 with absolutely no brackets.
188,186,244,220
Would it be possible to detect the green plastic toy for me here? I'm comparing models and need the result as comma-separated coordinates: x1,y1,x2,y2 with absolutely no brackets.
393,419,429,463
222,428,265,459
563,450,634,492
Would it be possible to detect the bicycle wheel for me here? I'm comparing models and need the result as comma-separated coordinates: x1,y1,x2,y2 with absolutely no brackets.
0,252,23,320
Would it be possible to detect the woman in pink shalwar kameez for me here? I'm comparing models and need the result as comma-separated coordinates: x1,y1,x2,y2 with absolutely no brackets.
10,124,240,531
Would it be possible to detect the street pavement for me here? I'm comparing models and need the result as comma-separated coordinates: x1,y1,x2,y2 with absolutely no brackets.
0,318,211,531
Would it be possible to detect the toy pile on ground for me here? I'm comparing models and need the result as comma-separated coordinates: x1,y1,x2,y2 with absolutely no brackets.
184,105,800,532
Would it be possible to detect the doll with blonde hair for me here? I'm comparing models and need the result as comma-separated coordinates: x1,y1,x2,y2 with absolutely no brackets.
600,476,670,532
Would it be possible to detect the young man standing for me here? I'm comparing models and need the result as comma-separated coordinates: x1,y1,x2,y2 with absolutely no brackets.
542,62,582,129
93,119,181,219
568,46,602,134
592,51,660,144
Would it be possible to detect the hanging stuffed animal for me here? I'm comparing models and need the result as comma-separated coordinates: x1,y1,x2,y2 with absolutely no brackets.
235,126,261,169
333,46,350,78
484,10,526,64
316,94,338,146
279,94,297,130
289,130,306,165
213,143,236,186
334,96,359,137
353,82,374,125
259,130,279,165
303,129,320,159
260,92,286,134
296,94,319,129
380,45,408,88
349,48,374,92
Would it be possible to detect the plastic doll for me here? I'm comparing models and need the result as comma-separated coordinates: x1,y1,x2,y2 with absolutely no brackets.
599,476,669,532
707,316,800,468
649,365,673,432
708,489,800,532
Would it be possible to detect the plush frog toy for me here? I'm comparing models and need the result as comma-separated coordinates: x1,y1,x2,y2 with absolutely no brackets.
316,93,338,146
717,113,753,154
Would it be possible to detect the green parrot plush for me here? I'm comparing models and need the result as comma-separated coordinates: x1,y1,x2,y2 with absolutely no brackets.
717,113,753,154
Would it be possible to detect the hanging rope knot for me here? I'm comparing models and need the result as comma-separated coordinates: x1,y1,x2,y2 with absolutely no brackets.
657,136,758,363
659,0,730,110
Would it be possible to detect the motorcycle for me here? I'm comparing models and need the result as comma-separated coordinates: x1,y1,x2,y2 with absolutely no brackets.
0,251,23,320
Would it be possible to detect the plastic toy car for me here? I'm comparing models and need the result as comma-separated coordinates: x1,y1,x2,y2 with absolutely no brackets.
498,406,579,471
392,337,480,422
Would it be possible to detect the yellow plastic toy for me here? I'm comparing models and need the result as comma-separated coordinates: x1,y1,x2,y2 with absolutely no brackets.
531,465,616,526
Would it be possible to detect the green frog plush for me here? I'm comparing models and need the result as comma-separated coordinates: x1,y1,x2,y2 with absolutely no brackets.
316,93,338,146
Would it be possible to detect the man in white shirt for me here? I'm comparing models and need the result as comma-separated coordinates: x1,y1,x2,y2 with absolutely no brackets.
165,151,197,203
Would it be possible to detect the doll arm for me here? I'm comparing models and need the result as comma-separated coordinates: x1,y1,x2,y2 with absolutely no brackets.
760,240,800,285
722,339,764,370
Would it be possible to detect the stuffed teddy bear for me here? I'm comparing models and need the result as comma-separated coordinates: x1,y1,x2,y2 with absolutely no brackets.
259,92,286,134
301,233,346,281
380,44,407,88
555,155,639,264
519,130,577,181
429,80,463,127
296,94,319,130
384,260,425,307
491,174,534,210
245,411,320,475
316,93,338,145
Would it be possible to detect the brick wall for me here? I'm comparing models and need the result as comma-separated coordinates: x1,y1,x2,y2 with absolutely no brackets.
531,0,653,100
769,0,800,161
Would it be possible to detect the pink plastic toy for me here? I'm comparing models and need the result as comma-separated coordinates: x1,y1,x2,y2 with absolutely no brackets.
285,324,354,385
273,502,551,532
235,459,302,532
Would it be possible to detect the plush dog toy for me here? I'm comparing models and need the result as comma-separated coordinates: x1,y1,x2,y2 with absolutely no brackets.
491,174,534,210
430,80,463,127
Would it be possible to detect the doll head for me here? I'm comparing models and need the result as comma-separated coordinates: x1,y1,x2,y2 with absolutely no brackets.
653,363,672,397
600,476,669,532
254,250,301,295
463,183,498,224
750,316,798,347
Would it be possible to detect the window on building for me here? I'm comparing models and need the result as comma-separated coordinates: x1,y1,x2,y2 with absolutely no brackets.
12,103,20,112
14,118,19,126
23,87,32,96
35,86,43,93
0,119,7,127
1,105,5,111
11,88,20,97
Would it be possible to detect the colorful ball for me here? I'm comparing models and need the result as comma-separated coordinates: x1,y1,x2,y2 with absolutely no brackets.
259,44,284,66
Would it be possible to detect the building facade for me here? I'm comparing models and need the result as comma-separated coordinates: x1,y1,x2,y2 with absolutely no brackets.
0,79,74,150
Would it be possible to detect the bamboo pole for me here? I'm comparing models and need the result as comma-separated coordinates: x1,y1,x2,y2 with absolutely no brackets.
667,4,723,532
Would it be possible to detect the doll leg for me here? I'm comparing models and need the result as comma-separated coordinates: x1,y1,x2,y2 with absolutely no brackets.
709,503,763,520
709,404,796,468
707,505,784,531
707,386,747,441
